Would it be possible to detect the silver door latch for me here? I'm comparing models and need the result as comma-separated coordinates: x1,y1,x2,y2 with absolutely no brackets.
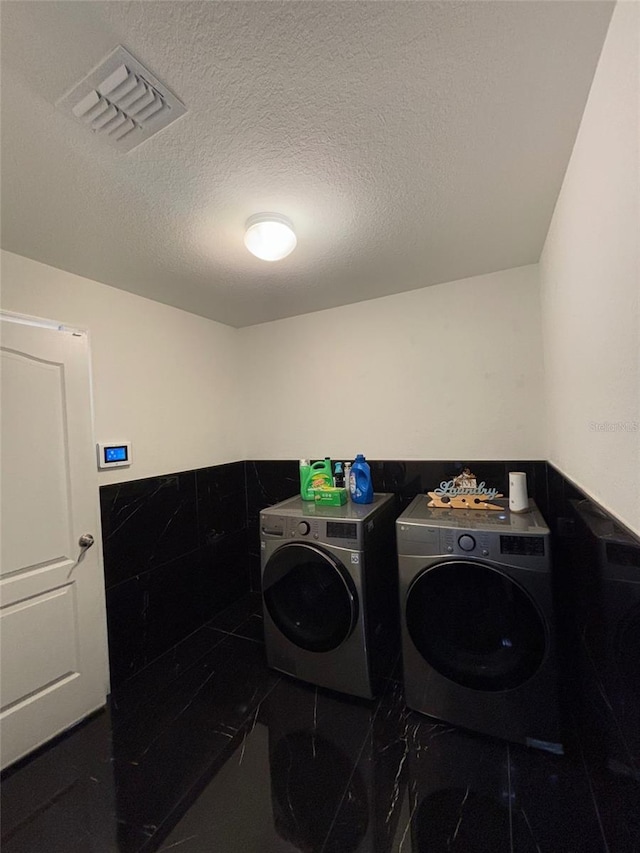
78,533,94,549
69,533,96,578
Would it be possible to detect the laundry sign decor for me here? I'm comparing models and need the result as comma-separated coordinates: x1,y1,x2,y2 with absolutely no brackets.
427,468,504,511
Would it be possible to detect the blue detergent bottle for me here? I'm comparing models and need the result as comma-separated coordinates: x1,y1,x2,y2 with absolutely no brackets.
350,454,373,504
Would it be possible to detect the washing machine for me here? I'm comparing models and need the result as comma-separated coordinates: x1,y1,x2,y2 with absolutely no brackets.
260,493,397,699
397,496,563,752
570,499,640,775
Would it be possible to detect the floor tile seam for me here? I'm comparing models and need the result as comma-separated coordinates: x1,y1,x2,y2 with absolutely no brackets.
0,778,80,845
134,735,246,853
204,623,240,637
197,485,247,505
578,638,638,767
104,545,202,592
232,674,282,755
232,633,264,645
216,626,264,646
246,595,264,613
118,664,225,764
114,628,221,699
233,610,263,628
572,712,612,853
204,623,263,645
205,612,249,633
203,613,263,643
111,632,229,730
507,743,514,853
232,612,265,638
395,780,420,853
318,679,399,853
137,676,283,853
317,742,380,852
116,632,270,762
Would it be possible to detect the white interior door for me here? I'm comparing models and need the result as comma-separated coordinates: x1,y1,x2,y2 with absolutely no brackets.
0,316,110,770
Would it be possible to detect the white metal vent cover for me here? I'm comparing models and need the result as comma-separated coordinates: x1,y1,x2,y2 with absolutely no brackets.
57,46,186,153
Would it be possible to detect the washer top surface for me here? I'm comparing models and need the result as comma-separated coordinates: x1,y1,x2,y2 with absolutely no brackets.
261,492,393,523
397,495,549,535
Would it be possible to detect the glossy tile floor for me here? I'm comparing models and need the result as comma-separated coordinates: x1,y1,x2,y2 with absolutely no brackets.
2,593,639,853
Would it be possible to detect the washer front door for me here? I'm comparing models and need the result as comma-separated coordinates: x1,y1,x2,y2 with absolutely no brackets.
263,542,359,653
405,560,548,691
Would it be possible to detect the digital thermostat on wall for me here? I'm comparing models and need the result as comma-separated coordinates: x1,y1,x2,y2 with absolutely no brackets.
97,442,131,469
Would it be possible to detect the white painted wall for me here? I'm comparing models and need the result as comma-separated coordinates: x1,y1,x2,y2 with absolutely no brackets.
1,252,544,484
540,1,640,535
239,265,545,461
0,250,244,484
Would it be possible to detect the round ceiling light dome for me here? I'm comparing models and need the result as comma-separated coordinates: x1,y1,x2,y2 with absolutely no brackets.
244,213,297,261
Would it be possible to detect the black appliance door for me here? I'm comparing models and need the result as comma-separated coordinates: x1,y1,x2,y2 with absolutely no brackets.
263,543,358,653
405,561,547,691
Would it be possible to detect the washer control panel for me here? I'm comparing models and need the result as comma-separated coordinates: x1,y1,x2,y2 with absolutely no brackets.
260,515,361,548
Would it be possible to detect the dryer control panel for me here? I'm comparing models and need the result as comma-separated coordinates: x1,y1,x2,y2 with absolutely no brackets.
260,514,362,549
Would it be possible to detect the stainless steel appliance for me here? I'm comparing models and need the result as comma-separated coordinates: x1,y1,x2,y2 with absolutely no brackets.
570,499,640,775
260,493,397,699
396,496,563,752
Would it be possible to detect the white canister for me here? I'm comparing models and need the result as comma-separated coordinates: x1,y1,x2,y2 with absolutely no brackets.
509,472,529,513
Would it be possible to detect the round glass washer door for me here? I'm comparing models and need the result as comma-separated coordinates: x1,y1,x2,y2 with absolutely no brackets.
405,560,547,691
263,542,358,653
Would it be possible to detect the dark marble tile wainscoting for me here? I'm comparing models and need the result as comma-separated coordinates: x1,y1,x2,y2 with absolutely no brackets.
100,462,249,687
100,457,636,696
3,457,637,852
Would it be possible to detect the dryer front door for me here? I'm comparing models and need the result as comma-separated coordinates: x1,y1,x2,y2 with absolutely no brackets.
406,561,547,691
263,543,359,653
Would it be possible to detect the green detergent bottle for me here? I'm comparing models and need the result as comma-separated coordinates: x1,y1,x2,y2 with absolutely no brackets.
300,457,333,500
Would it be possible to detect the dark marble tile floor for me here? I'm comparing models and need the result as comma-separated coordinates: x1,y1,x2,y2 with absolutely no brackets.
2,593,638,853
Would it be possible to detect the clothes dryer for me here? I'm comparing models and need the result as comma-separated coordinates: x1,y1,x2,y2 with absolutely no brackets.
397,496,563,752
261,493,397,699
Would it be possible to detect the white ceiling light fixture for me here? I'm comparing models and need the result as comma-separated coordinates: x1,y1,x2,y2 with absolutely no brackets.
244,214,297,261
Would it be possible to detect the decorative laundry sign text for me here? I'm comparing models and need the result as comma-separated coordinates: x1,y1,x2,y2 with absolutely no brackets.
434,480,500,501
427,468,504,511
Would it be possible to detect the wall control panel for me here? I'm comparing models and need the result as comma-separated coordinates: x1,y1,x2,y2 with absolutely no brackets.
97,442,131,469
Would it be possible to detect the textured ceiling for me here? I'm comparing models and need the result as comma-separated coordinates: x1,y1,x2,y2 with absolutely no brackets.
1,1,614,327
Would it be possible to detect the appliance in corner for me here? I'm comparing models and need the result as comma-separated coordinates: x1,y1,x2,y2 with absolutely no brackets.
570,499,640,776
260,493,398,699
396,496,563,752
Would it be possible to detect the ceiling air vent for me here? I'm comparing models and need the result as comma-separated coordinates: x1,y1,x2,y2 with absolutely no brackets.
57,46,186,153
